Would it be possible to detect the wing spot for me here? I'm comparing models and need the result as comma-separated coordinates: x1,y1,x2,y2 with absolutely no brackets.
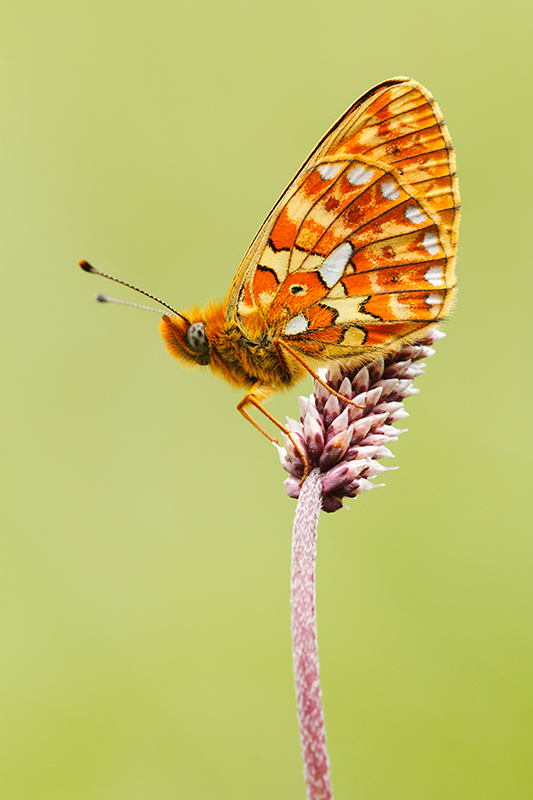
424,265,444,286
284,313,309,335
346,205,364,225
381,180,400,201
317,163,342,180
324,196,340,212
318,242,354,288
425,293,442,306
347,165,375,185
289,285,306,295
404,205,427,225
382,245,396,259
422,231,440,255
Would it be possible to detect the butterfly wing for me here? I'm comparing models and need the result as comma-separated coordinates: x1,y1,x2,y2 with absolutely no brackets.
225,77,459,359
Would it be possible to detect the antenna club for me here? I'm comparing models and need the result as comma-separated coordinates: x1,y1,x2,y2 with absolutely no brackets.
79,258,184,318
96,294,108,302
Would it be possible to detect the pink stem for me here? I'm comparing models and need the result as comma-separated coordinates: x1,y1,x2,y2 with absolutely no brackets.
291,469,333,800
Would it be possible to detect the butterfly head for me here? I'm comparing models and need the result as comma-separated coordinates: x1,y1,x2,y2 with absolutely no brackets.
160,301,226,368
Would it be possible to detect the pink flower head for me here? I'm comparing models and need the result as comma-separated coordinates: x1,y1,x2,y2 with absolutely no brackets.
277,329,445,512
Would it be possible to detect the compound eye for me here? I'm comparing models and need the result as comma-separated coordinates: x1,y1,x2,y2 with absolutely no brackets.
187,322,209,354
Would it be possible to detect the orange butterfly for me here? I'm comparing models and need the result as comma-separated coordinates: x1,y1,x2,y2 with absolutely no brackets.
82,77,459,472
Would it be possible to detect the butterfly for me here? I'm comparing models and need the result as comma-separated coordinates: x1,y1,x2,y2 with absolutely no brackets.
82,77,459,474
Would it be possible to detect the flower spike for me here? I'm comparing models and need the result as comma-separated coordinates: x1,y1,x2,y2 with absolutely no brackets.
279,329,443,512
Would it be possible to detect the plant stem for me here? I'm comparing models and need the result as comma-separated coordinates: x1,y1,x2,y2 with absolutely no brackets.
291,468,333,800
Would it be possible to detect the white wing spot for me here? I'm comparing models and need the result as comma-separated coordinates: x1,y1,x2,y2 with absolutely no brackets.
347,165,374,185
319,242,354,288
258,291,276,306
381,180,400,201
425,293,442,306
424,265,444,287
422,232,440,255
317,163,342,180
284,313,309,335
404,205,427,225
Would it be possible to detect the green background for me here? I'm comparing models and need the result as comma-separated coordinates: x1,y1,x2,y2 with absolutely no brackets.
2,1,532,797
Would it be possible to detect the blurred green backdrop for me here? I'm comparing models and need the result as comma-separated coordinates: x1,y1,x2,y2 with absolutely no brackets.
1,1,532,798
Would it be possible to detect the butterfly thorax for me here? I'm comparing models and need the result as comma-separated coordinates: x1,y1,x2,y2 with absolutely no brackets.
160,302,304,392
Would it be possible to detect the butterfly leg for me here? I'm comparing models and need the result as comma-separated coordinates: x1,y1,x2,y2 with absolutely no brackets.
273,339,364,409
237,382,309,481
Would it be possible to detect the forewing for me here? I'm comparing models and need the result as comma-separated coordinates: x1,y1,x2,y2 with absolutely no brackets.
226,77,459,355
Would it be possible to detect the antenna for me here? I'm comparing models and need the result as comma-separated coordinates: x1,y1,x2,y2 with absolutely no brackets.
96,294,174,314
79,260,188,322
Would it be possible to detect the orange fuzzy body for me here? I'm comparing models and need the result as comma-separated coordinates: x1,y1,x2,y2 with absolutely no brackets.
160,303,305,397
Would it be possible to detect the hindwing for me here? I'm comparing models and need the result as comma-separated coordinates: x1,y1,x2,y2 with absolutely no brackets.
225,77,459,359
